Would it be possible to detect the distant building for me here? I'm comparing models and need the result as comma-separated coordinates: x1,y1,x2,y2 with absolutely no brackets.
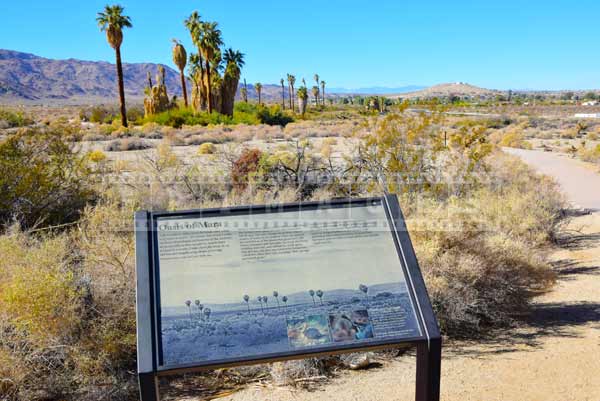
574,113,600,119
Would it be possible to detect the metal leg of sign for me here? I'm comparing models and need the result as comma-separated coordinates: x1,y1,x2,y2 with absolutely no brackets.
415,338,441,401
139,372,160,401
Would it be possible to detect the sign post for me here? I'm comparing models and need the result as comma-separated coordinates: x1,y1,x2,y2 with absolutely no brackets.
135,195,441,401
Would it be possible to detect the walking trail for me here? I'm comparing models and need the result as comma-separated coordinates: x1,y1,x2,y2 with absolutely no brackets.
182,149,600,401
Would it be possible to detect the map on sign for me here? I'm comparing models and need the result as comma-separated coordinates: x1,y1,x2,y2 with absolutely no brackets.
154,201,421,367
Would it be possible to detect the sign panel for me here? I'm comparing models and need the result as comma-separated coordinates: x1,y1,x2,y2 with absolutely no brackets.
152,198,423,368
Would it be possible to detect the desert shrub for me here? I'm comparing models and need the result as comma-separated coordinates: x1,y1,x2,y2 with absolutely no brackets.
0,108,34,128
144,107,262,128
87,149,107,163
578,143,600,164
104,137,153,152
0,128,95,230
587,131,599,141
0,200,138,400
0,229,82,399
82,132,108,142
234,103,294,126
493,130,532,149
231,148,264,191
198,142,216,154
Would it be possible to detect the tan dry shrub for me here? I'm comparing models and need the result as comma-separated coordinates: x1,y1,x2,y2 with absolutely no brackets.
198,142,216,155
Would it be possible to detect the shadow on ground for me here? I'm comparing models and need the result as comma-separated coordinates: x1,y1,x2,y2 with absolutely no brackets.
449,227,600,359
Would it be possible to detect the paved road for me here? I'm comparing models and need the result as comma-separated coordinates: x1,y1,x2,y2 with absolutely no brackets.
504,148,600,210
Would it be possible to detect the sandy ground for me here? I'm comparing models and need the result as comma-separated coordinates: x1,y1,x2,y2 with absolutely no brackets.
172,149,600,401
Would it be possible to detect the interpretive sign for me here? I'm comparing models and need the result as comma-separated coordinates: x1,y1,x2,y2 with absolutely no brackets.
135,195,441,401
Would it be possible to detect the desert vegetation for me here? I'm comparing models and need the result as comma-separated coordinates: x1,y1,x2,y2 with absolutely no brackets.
0,98,568,399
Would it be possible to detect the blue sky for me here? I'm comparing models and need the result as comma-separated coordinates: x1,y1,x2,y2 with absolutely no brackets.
1,0,598,90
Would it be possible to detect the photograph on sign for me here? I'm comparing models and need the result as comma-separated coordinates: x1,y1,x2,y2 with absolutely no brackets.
155,201,421,367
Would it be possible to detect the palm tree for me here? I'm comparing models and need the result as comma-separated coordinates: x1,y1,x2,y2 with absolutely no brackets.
194,300,204,320
273,291,280,309
185,12,206,110
96,4,132,127
243,294,250,312
242,78,248,103
280,78,285,109
287,74,296,110
172,39,188,107
312,86,320,106
308,289,316,305
321,80,326,105
199,21,223,113
263,295,269,309
255,82,263,105
314,74,320,104
359,284,369,304
185,300,192,321
257,296,263,312
204,307,211,321
281,295,288,309
316,290,324,305
222,48,245,116
297,86,308,116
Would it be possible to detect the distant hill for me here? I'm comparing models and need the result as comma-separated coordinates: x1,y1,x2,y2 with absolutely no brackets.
0,49,184,104
393,82,500,99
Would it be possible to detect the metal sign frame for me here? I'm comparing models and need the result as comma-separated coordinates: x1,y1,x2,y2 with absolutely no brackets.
135,194,441,401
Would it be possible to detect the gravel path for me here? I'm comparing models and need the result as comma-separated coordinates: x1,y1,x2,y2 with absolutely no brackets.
504,148,600,210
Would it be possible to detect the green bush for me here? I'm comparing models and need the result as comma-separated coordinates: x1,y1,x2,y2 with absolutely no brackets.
144,104,294,128
0,128,96,229
0,108,34,128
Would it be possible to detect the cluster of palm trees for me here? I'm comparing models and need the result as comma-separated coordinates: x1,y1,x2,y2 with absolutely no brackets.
245,73,326,116
183,12,245,117
243,291,289,314
97,5,245,125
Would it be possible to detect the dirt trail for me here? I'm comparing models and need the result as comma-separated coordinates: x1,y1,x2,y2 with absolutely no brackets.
180,149,600,401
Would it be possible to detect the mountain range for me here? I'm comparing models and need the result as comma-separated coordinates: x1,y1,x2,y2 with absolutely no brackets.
0,49,431,105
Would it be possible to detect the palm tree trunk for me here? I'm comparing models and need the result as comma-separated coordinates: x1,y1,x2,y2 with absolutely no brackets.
281,83,285,109
205,59,212,113
180,69,188,107
115,46,128,127
258,91,261,105
291,85,295,111
289,84,292,109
